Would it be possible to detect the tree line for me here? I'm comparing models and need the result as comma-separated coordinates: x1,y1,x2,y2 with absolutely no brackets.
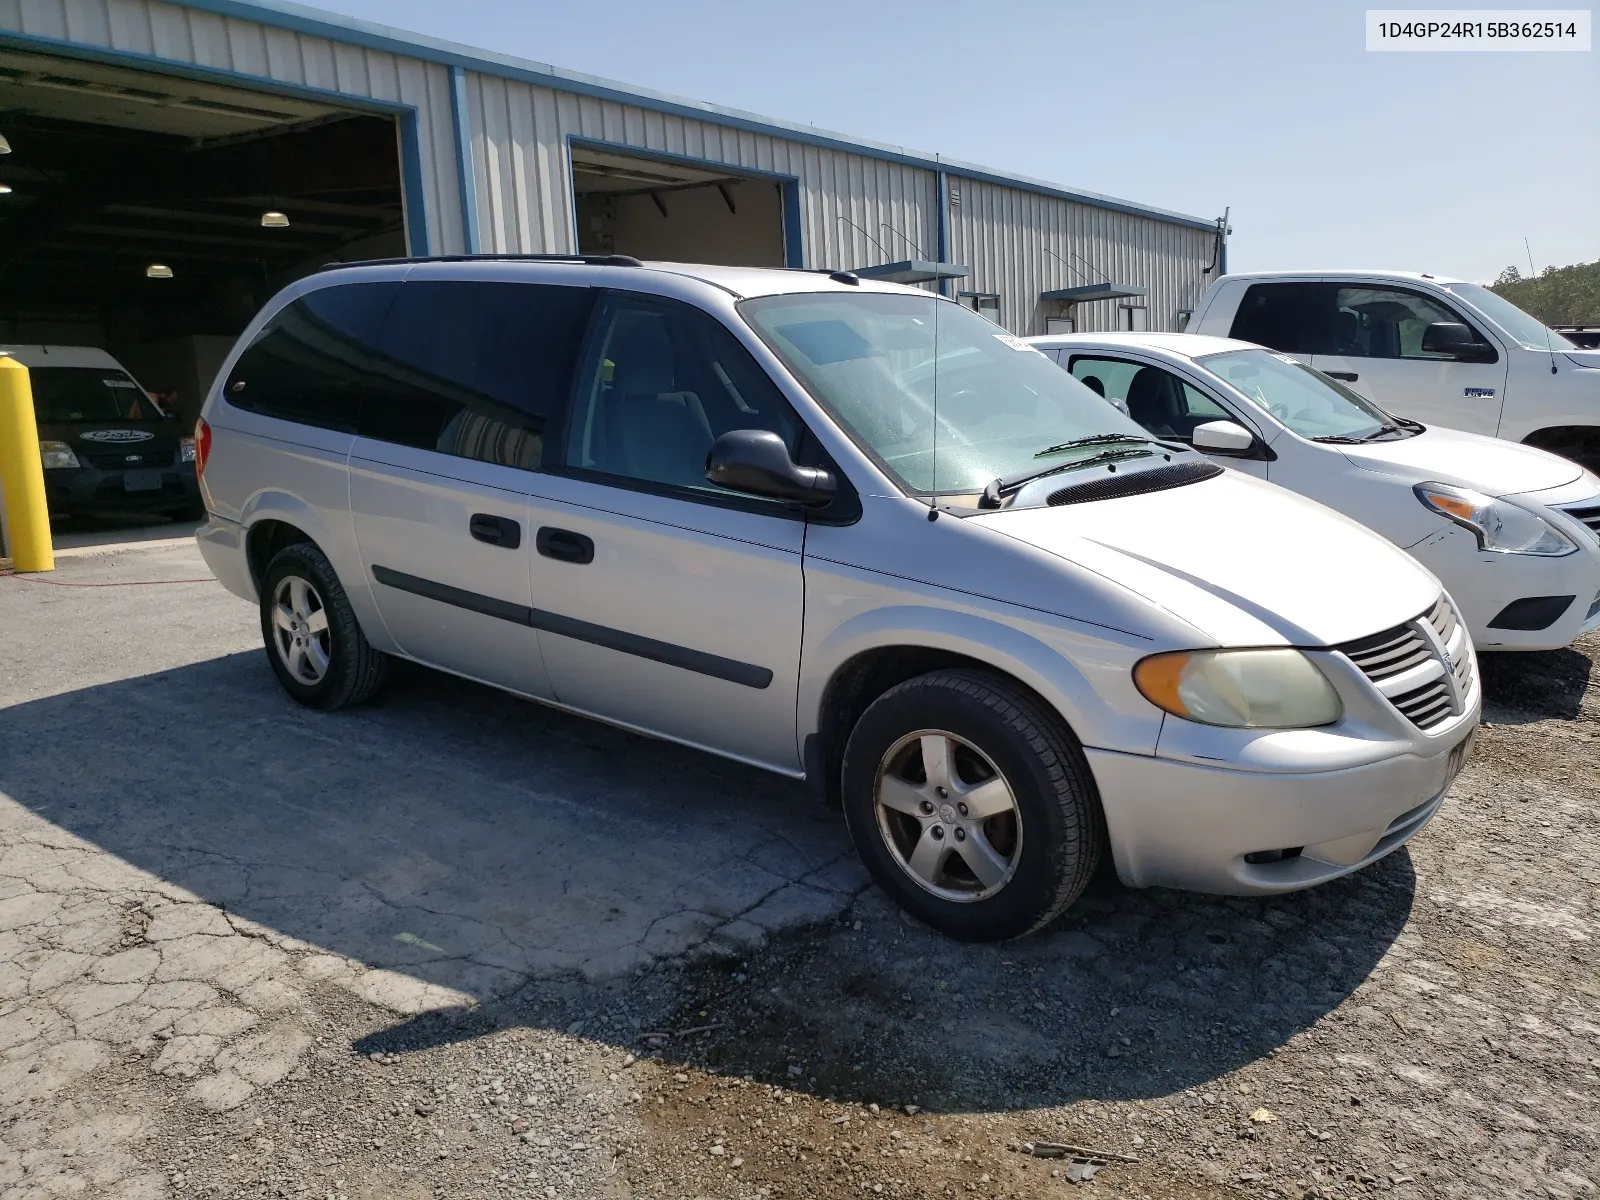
1492,260,1599,326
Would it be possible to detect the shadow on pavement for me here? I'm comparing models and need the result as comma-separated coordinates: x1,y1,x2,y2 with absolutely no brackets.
0,649,1415,1111
1477,644,1594,723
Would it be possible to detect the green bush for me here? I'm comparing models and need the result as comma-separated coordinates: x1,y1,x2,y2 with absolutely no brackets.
1491,261,1600,326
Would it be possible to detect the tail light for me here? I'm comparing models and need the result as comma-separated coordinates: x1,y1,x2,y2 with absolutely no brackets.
194,416,212,477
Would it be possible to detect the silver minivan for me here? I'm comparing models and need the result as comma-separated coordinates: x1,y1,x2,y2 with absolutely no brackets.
195,257,1479,941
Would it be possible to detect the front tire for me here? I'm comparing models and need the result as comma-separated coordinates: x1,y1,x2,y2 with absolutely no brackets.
259,541,388,710
841,669,1103,942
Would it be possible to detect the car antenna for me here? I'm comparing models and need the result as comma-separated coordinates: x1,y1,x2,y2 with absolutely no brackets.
1525,237,1558,376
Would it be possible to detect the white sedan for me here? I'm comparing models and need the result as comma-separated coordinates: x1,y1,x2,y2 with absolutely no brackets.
1028,332,1600,652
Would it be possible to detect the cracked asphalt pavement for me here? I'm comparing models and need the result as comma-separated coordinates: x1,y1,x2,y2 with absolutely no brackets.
3,537,1598,1200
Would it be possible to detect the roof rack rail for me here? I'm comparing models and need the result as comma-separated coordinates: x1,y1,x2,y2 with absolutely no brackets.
317,253,644,272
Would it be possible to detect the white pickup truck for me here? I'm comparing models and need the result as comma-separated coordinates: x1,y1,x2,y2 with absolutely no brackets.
1187,270,1600,469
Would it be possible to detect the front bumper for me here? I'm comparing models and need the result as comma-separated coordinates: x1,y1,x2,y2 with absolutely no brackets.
44,461,199,515
1406,522,1600,651
1087,723,1474,894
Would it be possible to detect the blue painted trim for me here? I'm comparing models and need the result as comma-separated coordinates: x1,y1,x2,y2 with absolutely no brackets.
449,66,481,254
0,27,432,256
781,180,804,269
935,170,951,297
396,111,431,256
567,135,805,266
75,0,1216,233
569,136,800,184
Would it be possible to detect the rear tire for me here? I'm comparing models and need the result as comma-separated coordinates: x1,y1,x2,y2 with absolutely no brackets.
840,669,1102,941
259,541,387,710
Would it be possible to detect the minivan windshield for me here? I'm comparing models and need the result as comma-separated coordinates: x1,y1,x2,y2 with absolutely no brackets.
29,367,163,423
740,292,1161,496
1442,283,1575,351
1199,348,1403,442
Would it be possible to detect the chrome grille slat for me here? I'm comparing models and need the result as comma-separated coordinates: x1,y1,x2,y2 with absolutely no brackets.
1564,503,1600,540
1338,595,1470,730
1341,624,1433,681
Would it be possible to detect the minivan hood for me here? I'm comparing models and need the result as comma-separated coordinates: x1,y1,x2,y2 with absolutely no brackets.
1564,349,1600,370
970,470,1440,647
1337,425,1580,496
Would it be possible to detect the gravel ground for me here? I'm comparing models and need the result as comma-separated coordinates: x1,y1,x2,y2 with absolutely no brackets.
3,542,1596,1200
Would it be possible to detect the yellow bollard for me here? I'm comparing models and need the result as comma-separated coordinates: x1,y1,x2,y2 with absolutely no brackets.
0,355,55,572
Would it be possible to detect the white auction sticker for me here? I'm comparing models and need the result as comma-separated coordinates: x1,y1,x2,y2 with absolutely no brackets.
1367,9,1590,50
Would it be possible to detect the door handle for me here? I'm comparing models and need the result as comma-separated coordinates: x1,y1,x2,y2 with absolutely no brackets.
469,513,521,549
536,527,594,564
1324,371,1359,382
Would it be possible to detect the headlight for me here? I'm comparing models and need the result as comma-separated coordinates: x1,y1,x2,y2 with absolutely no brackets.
1134,648,1343,729
180,437,197,463
39,440,80,469
1415,482,1576,556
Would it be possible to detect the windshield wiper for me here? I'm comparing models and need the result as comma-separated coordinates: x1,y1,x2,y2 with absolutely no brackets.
979,447,1154,509
1032,433,1154,459
1313,423,1409,445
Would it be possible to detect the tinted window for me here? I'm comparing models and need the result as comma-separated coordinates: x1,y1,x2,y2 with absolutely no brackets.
567,294,803,496
224,283,397,431
1229,283,1335,356
1332,285,1489,360
359,281,593,470
1070,356,1229,440
30,368,159,423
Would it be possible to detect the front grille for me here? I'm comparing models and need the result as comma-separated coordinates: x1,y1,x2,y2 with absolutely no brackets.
1564,503,1600,540
1337,595,1473,731
1338,623,1432,681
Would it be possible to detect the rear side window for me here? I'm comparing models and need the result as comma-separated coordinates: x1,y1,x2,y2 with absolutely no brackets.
1229,283,1335,356
223,283,397,431
359,281,593,470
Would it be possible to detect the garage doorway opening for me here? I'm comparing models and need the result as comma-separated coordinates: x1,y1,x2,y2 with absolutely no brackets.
571,143,790,268
0,47,407,428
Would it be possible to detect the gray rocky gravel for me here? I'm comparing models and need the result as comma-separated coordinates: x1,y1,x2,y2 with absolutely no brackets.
3,540,1596,1199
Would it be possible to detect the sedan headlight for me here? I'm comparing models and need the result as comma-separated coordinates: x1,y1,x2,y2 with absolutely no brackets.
180,436,197,463
39,440,80,469
1415,482,1577,556
1134,648,1343,729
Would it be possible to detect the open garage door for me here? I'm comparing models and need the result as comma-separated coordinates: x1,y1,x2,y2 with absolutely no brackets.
571,144,787,268
0,48,406,428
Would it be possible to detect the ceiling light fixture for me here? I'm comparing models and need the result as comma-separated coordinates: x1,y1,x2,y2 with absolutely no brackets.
146,264,173,279
0,134,10,154
0,184,12,195
260,210,289,228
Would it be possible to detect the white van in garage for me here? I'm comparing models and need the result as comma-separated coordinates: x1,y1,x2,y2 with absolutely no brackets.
1187,271,1600,468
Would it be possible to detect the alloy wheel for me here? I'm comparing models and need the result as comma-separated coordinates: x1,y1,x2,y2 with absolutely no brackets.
873,729,1023,902
271,575,331,685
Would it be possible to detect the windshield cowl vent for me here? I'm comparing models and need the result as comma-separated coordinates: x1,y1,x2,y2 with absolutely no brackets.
1045,459,1223,507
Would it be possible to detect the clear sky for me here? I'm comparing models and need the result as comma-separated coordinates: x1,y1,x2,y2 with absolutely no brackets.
311,0,1596,280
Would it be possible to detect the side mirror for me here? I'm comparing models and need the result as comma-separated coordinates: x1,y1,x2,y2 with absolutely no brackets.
705,429,836,506
1191,419,1259,456
1421,321,1493,361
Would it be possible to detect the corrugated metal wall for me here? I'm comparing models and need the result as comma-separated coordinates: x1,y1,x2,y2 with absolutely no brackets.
2,0,1217,332
464,72,941,274
946,176,1217,335
0,0,466,253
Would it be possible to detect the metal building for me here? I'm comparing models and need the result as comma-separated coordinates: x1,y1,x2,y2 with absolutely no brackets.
0,0,1225,419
